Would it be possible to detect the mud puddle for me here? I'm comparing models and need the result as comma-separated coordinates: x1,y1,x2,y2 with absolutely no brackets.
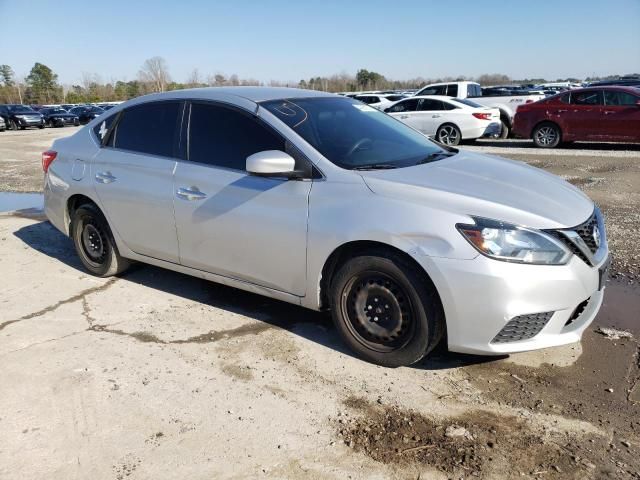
339,398,597,479
599,280,640,335
0,192,43,213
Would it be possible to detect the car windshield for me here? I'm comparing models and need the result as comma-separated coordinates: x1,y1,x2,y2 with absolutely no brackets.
50,109,68,114
261,97,449,169
8,106,35,113
452,98,484,108
88,106,104,113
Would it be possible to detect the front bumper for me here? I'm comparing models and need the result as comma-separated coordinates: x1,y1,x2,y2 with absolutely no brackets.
17,117,44,127
416,249,608,355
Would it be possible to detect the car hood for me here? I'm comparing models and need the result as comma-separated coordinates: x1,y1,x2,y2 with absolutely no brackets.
358,150,594,229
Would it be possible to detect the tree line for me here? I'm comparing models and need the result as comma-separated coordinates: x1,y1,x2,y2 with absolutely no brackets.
0,58,636,105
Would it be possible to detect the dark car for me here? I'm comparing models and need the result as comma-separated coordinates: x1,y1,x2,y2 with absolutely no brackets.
587,76,640,88
68,105,105,124
61,104,78,111
0,104,45,130
512,86,640,148
40,107,80,127
99,104,116,111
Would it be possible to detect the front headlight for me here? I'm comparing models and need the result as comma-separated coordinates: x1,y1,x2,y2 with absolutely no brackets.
456,217,571,265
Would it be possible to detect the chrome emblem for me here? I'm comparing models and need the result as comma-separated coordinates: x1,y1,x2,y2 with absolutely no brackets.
592,225,601,248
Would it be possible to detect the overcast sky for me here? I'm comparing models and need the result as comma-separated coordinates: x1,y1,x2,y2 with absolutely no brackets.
1,0,639,84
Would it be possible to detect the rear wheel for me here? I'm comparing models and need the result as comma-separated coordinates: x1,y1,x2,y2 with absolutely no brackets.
9,119,19,131
436,124,461,146
532,122,561,148
499,120,510,139
71,204,130,277
329,251,444,367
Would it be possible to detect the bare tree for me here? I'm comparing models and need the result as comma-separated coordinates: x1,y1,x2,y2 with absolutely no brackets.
186,68,201,87
138,56,171,92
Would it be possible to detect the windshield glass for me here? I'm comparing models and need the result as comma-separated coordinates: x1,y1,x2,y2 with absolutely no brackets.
50,108,68,114
8,106,35,113
261,97,447,169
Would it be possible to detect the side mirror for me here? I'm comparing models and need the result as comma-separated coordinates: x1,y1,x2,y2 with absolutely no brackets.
246,150,300,178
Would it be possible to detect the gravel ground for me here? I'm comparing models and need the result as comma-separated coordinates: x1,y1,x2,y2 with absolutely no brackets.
1,129,639,479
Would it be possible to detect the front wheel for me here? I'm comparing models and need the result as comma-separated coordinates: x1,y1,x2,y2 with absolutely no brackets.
71,204,130,277
329,251,444,367
436,124,461,146
9,119,20,131
532,122,561,148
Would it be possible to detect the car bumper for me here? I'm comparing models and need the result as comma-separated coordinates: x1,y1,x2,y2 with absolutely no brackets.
17,118,44,127
416,250,608,355
462,122,502,140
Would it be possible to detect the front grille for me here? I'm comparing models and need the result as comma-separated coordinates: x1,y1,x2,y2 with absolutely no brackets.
491,311,554,343
546,210,602,265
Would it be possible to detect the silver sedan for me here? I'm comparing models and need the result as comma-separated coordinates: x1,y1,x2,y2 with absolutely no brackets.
43,87,609,366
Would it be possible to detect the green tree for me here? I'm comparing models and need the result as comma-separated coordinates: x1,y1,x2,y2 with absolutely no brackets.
0,65,15,86
25,62,60,103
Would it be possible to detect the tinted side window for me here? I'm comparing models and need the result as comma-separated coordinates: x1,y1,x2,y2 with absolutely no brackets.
387,99,419,113
570,90,603,105
112,102,181,157
604,90,638,106
446,84,459,97
558,93,571,104
418,99,443,111
94,113,119,145
189,103,284,170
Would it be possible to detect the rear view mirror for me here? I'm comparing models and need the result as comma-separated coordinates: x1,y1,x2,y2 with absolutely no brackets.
246,150,299,178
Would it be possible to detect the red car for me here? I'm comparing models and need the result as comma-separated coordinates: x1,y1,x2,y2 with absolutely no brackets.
512,86,640,148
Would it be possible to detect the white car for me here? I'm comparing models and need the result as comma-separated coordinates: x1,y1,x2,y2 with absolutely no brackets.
43,87,609,367
384,96,501,145
354,93,407,110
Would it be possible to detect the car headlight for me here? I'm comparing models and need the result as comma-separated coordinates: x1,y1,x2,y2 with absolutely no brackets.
15,115,26,119
456,217,571,265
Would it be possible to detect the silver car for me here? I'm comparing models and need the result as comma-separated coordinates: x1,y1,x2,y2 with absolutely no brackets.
43,87,609,367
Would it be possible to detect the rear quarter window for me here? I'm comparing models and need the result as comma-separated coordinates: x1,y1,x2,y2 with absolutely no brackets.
93,113,119,145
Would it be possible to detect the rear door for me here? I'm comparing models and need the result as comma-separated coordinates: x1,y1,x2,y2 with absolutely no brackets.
564,90,604,139
602,90,640,141
91,101,182,262
172,101,311,295
416,99,447,135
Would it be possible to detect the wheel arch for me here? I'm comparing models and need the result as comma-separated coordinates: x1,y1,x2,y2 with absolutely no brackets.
318,240,442,312
66,193,101,232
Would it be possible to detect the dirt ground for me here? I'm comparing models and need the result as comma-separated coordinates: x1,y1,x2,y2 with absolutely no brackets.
0,128,639,479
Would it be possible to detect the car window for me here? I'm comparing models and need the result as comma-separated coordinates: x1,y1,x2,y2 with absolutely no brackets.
558,93,571,104
603,90,638,106
446,84,459,97
453,98,483,108
386,99,419,113
111,102,181,157
94,113,120,145
418,99,443,111
188,102,285,170
570,90,603,105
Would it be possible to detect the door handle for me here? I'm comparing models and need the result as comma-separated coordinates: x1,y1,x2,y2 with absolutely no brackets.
176,187,207,201
432,114,441,118
604,110,615,115
556,109,568,113
95,171,116,184
399,115,409,119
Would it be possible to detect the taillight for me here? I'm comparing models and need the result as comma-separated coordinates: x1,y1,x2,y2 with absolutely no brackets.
472,112,491,120
42,150,57,172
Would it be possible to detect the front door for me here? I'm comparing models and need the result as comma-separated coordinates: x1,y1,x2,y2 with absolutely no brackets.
601,90,640,141
172,102,311,296
564,90,604,140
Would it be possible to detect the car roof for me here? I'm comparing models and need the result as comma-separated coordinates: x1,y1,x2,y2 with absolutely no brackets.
571,85,640,93
144,87,334,103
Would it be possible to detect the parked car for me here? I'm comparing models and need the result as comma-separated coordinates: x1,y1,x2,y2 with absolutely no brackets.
61,104,79,111
354,93,406,110
43,87,609,367
414,81,545,138
384,96,501,145
512,86,640,148
586,76,640,88
0,104,45,130
69,105,105,124
0,115,5,131
40,107,80,127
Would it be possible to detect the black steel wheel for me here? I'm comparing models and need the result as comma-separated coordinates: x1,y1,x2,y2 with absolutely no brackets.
330,250,445,367
71,203,130,277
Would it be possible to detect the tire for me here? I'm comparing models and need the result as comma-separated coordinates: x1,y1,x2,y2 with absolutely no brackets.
71,203,130,277
329,250,445,367
436,124,461,146
499,120,510,139
532,122,561,148
9,119,19,131
38,124,45,129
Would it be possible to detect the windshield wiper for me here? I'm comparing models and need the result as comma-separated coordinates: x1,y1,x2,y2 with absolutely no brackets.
351,164,398,171
415,151,456,165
